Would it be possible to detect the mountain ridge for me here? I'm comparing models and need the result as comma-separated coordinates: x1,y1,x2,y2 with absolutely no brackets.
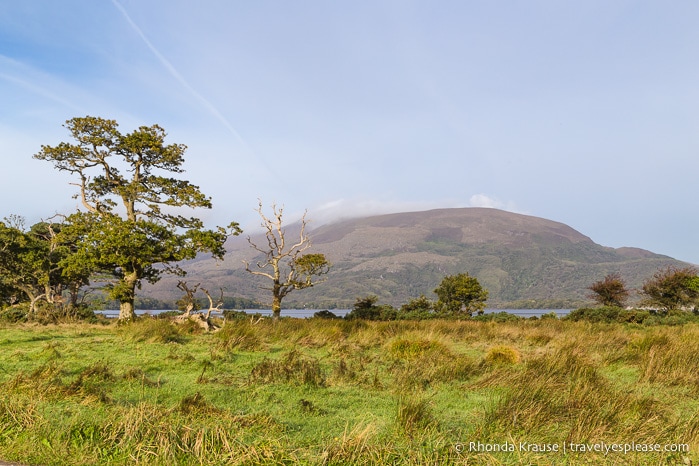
144,207,687,308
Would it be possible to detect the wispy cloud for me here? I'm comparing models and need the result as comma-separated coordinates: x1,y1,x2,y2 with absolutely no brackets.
309,198,460,225
467,194,525,214
0,56,86,114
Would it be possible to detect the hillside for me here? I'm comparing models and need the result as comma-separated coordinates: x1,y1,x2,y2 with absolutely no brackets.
144,208,690,308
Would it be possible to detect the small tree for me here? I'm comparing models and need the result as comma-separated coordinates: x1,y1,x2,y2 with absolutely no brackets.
398,295,435,320
243,201,330,319
588,272,629,307
641,266,699,312
345,295,397,321
434,273,488,316
35,116,240,321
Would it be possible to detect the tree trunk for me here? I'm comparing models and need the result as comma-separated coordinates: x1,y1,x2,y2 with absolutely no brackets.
119,300,137,321
118,273,138,321
272,293,282,319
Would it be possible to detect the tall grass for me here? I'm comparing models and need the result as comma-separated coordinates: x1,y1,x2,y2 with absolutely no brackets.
1,318,698,464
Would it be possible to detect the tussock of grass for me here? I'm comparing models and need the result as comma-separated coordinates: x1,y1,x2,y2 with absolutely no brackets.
320,423,382,465
215,321,263,351
120,318,186,344
484,345,521,366
250,349,325,387
396,394,436,435
639,331,699,389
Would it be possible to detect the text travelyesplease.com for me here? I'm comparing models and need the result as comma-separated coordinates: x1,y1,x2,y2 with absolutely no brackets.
456,441,689,455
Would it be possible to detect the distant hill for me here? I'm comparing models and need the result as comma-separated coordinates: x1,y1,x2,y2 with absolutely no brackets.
144,208,691,309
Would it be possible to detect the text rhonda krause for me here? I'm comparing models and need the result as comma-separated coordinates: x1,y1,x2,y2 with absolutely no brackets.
462,441,689,455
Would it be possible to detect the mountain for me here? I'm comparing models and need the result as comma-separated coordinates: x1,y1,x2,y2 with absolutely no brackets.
144,208,690,308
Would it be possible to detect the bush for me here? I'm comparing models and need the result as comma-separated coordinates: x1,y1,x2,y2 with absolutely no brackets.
565,306,699,325
472,311,522,323
222,309,252,321
345,296,397,321
313,310,340,319
397,295,436,320
0,305,28,323
564,306,622,323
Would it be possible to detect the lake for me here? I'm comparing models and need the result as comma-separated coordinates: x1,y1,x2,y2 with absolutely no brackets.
95,308,571,319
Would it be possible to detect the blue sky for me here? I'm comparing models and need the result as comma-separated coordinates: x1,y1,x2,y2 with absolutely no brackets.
1,1,698,264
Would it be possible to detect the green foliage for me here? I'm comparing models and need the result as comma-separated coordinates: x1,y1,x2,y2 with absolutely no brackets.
292,253,331,288
641,266,699,311
345,295,398,321
433,272,488,317
312,310,341,319
34,116,241,320
565,306,699,325
564,306,625,323
397,295,436,320
471,311,523,322
0,218,92,317
0,305,28,323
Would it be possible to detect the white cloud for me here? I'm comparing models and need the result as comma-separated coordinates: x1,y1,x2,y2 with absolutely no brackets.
308,198,460,226
467,194,525,214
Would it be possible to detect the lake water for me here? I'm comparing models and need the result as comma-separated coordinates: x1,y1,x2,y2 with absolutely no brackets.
95,308,571,319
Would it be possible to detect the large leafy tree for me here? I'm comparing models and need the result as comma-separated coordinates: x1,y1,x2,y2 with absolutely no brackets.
35,116,240,321
588,272,629,307
434,272,488,316
0,219,47,312
641,266,699,312
0,216,89,314
243,201,330,318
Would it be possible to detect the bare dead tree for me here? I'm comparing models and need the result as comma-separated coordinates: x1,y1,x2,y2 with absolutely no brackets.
243,200,330,319
176,281,200,317
201,287,224,320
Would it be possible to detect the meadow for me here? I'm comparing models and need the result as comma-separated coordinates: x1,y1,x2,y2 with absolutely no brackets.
0,316,697,465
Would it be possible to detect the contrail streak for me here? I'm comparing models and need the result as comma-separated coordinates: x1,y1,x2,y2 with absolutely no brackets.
109,0,278,178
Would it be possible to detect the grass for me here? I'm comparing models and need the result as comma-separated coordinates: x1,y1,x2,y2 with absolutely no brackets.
0,318,697,464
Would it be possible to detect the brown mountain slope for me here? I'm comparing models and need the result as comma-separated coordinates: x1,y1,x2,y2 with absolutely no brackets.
144,208,689,308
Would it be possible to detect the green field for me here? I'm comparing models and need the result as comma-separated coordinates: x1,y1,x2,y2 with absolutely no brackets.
0,317,697,465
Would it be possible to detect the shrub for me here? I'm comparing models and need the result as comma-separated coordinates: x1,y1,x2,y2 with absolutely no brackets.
345,296,397,321
564,306,622,323
0,305,28,323
397,295,436,320
617,309,652,323
472,311,522,323
313,310,340,319
222,309,253,321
